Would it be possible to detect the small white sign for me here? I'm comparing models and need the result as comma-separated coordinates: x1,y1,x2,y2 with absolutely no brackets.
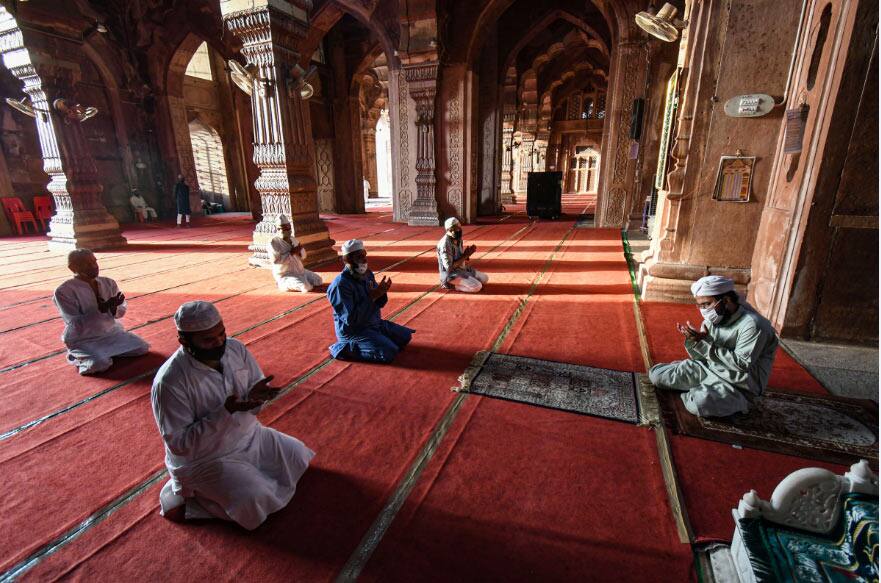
723,94,775,118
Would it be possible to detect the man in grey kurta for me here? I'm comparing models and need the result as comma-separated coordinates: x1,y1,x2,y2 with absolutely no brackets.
649,275,779,418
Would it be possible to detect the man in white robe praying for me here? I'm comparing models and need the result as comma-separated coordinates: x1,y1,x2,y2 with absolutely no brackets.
129,188,158,221
152,300,315,530
53,249,150,375
267,214,323,293
437,217,488,293
649,275,779,418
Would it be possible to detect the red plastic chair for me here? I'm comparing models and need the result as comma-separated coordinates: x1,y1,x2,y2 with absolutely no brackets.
32,196,53,231
1,197,39,235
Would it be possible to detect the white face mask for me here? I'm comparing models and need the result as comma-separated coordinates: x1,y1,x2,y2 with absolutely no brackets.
354,262,368,275
700,303,723,325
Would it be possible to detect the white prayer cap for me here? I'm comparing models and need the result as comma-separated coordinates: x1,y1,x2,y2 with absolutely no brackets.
691,275,735,297
174,300,222,332
275,214,291,227
444,217,460,230
340,239,364,256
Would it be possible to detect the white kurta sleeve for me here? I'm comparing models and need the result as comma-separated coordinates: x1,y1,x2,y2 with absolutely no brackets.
153,381,247,460
233,340,268,416
106,278,127,320
268,238,291,265
53,284,89,339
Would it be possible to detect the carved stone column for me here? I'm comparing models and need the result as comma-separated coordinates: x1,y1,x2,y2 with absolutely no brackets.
404,62,440,226
0,8,125,250
500,125,514,204
361,127,379,198
221,0,335,267
517,134,535,199
597,40,648,228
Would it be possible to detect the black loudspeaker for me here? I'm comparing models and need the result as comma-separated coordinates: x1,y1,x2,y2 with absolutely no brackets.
526,172,563,220
629,98,645,140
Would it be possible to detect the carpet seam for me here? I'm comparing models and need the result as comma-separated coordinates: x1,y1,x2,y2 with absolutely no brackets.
336,219,576,582
0,223,452,437
0,217,529,580
621,230,695,546
0,221,431,366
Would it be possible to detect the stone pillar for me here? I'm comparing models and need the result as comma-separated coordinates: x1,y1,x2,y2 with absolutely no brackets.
0,8,125,250
597,40,648,228
361,126,379,198
221,0,335,267
500,125,514,204
404,62,440,226
517,134,534,200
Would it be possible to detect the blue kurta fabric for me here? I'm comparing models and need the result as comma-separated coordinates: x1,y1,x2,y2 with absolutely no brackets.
326,267,413,363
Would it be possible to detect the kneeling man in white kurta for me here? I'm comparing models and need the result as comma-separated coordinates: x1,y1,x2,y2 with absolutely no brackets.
267,214,323,293
152,301,315,530
53,249,150,375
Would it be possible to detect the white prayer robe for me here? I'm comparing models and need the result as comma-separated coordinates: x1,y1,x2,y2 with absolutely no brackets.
151,339,315,530
267,236,323,292
53,277,150,375
129,194,157,219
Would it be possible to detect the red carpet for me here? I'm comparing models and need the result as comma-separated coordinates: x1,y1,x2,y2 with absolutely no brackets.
20,218,576,580
0,211,840,581
363,398,694,582
669,435,848,543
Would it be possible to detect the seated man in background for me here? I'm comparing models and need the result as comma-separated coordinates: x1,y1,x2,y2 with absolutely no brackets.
152,301,315,530
129,188,157,222
437,217,488,293
326,239,414,364
267,214,323,293
649,275,779,418
53,249,150,375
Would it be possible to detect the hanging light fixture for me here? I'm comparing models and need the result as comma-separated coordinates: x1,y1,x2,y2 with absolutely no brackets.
634,3,685,43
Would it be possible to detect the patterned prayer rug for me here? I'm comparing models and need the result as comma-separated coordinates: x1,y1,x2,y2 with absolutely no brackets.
658,390,878,465
457,352,640,423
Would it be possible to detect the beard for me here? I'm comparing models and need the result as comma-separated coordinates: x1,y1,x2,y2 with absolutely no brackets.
187,341,227,362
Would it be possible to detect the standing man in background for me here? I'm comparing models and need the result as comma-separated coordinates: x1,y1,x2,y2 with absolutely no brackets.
174,174,191,227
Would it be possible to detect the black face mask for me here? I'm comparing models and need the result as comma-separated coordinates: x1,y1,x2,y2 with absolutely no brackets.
188,341,227,362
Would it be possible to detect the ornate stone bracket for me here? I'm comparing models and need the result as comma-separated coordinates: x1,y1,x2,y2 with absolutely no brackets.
404,62,440,226
0,7,125,250
222,1,336,267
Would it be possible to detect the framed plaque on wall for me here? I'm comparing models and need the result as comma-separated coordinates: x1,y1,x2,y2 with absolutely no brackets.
712,155,755,202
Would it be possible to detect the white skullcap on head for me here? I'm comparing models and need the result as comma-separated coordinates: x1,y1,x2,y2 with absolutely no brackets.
174,300,222,332
691,275,735,297
275,214,291,227
444,217,460,230
340,239,364,256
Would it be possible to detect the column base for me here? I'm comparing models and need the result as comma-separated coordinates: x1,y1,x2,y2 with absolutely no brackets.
46,219,127,251
638,260,750,302
248,219,337,268
407,200,440,226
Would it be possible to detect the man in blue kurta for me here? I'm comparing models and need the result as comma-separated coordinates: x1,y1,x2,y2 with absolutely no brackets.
326,239,414,364
649,275,779,418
